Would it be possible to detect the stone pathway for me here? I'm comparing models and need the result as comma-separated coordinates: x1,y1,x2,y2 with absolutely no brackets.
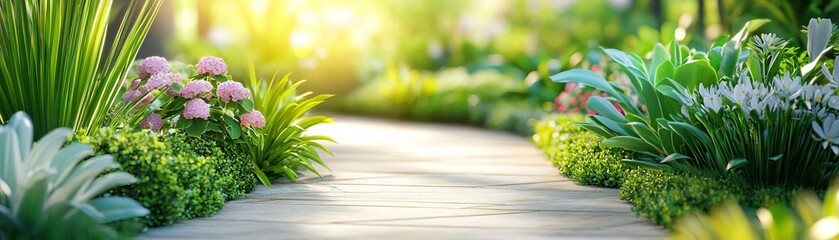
139,115,665,239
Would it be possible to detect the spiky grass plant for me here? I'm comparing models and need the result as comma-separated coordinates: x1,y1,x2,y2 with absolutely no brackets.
0,0,161,138
245,59,334,185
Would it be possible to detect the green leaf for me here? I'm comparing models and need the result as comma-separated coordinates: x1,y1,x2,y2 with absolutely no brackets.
768,154,783,161
731,19,770,46
712,35,730,48
187,119,208,136
78,172,137,201
171,83,183,91
660,153,691,163
746,54,763,83
577,121,616,139
708,47,723,70
207,122,222,132
239,99,254,112
669,40,683,66
550,69,632,107
591,115,631,136
587,96,626,123
665,121,712,149
655,60,675,87
627,122,662,148
602,48,636,69
87,197,149,223
213,75,229,82
674,59,718,91
622,159,672,170
726,158,748,171
656,84,687,104
603,136,661,155
252,163,272,186
176,118,193,129
17,177,48,227
226,123,242,139
649,43,668,83
718,43,740,79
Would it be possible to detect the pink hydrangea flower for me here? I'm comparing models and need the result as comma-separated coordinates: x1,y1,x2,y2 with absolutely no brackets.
181,80,213,99
140,113,163,131
196,56,227,76
240,111,265,128
166,72,182,85
140,94,155,105
183,98,210,120
167,88,181,97
137,56,169,78
122,90,142,102
146,73,173,89
216,81,251,103
123,79,142,89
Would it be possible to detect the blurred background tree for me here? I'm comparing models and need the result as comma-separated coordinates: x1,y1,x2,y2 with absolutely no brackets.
134,0,839,109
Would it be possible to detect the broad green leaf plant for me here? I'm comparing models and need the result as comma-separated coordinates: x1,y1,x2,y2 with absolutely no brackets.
0,0,161,138
245,60,335,185
0,112,149,239
552,18,839,188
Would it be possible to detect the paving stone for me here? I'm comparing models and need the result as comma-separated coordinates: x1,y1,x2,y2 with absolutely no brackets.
138,115,665,239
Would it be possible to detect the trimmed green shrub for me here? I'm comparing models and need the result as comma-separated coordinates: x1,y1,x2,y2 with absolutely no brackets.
618,168,799,229
618,169,746,228
533,114,800,229
165,133,256,200
533,115,631,187
76,128,225,227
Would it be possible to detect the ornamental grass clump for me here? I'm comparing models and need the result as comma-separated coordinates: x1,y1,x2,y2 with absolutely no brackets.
0,0,161,138
244,59,334,185
551,18,839,188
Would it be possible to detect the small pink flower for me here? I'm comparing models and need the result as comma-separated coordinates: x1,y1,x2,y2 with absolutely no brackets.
123,79,141,90
196,56,227,76
166,72,182,85
216,81,251,103
140,94,155,105
181,80,213,99
167,88,181,97
122,90,142,102
140,113,163,131
146,73,173,90
240,111,265,128
137,56,169,78
183,98,210,120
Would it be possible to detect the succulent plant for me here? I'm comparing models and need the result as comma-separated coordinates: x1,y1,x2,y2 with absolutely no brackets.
0,112,149,239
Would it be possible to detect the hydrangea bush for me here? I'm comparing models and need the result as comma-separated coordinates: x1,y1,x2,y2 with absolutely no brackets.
112,56,265,140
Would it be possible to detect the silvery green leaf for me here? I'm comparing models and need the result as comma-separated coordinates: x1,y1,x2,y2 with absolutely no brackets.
807,18,833,61
7,112,32,161
88,197,149,223
26,128,72,171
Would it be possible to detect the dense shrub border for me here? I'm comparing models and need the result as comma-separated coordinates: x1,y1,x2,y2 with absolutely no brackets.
75,128,256,227
533,114,800,229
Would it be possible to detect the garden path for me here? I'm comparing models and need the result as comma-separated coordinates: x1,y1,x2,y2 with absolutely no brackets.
138,115,665,239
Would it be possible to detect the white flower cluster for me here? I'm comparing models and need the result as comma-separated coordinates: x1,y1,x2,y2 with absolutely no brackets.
695,75,783,117
694,70,839,120
692,60,839,154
